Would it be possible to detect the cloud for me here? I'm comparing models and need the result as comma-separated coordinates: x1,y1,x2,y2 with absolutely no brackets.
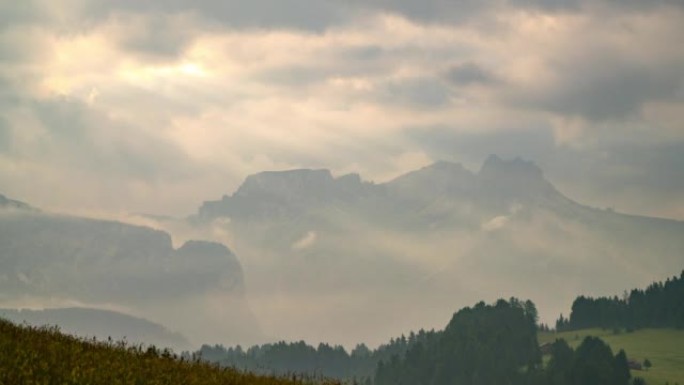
517,45,682,123
0,0,681,223
79,0,356,32
482,215,510,232
376,76,452,108
497,7,684,125
0,1,50,30
292,231,317,250
446,62,497,86
368,0,684,24
109,13,203,60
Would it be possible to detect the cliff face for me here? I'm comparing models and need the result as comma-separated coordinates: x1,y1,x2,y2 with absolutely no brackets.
0,202,261,347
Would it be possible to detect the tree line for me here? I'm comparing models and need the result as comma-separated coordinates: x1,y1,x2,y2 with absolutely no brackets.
196,270,684,385
202,298,642,385
556,271,684,331
200,299,538,384
373,298,640,385
199,328,438,384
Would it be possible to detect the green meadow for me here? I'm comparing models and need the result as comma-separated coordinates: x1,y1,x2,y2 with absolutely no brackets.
539,328,684,385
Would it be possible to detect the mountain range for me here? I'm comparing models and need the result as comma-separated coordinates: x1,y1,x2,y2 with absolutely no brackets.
1,155,682,348
193,155,684,346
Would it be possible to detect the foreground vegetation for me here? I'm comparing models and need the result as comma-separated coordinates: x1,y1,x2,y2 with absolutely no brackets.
0,318,336,385
540,328,684,385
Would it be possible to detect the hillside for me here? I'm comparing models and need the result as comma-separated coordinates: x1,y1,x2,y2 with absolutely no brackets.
0,317,334,385
0,307,190,351
539,328,684,385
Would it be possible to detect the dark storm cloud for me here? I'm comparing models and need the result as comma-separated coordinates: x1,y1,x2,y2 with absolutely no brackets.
373,0,684,23
5,0,684,34
446,63,498,86
81,0,354,31
0,1,355,61
114,15,200,60
365,0,487,24
506,0,581,11
367,0,684,29
0,1,48,30
518,54,683,122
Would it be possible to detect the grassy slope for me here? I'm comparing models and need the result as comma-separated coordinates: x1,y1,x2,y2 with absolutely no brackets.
539,328,684,385
0,318,336,385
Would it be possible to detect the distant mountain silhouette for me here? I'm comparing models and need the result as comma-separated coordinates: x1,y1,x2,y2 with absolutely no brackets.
198,156,576,225
193,156,684,346
199,169,378,220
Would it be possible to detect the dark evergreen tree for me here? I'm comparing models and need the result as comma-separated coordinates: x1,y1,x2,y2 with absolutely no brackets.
572,337,618,385
643,359,652,371
374,298,541,385
547,339,574,385
612,350,631,385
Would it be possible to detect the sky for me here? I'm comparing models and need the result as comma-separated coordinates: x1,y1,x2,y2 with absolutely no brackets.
1,0,684,220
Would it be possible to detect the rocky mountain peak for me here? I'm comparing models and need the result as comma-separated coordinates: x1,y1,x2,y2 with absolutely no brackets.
475,155,559,206
478,155,544,181
234,169,334,199
197,156,570,222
